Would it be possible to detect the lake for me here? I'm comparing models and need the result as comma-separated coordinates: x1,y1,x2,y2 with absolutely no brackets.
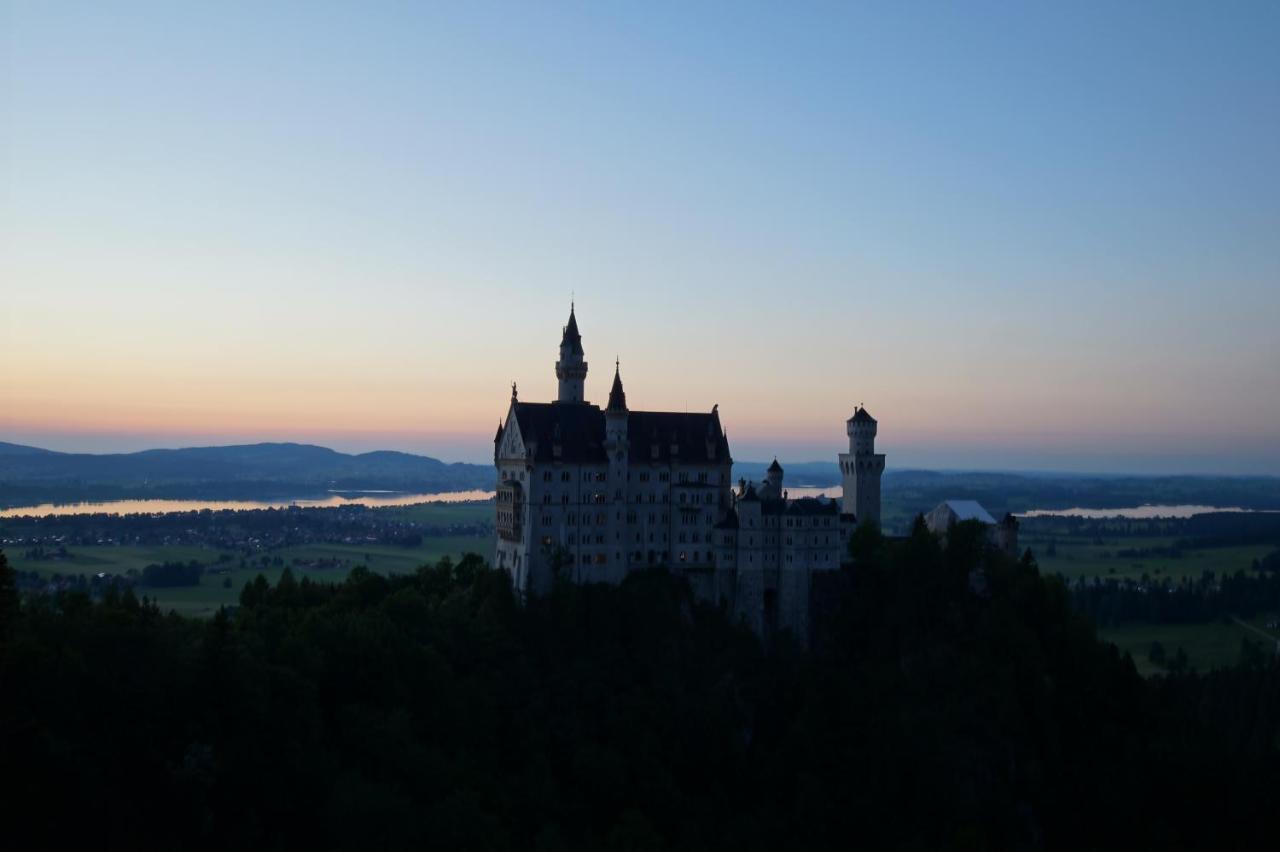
1,485,841,518
0,490,497,518
1019,504,1278,520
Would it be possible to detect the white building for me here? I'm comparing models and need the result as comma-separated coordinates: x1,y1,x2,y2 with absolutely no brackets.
925,500,1020,556
494,306,886,640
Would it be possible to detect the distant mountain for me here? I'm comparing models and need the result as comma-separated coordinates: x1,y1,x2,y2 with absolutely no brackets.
0,441,493,505
0,441,56,456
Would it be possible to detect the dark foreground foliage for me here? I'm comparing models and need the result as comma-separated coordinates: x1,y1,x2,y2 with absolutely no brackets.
1,525,1278,851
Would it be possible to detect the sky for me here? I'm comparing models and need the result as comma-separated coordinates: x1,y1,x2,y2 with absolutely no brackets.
2,2,1278,473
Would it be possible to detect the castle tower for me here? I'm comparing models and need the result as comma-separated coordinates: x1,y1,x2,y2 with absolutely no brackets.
764,458,784,498
555,304,588,403
605,359,628,443
605,360,629,577
839,406,886,527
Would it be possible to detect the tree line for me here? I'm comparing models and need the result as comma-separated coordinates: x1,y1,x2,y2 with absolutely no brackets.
1,523,1278,850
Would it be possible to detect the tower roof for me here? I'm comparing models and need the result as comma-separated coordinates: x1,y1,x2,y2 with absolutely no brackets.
848,406,876,424
606,360,627,412
561,304,584,355
767,458,783,473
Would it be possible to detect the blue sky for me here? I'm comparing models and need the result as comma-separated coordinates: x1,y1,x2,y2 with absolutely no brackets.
3,2,1279,472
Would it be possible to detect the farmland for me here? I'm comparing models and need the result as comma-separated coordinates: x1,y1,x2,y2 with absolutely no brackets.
2,501,493,617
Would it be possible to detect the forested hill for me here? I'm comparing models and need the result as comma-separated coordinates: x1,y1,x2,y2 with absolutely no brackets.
0,441,491,503
2,527,1278,849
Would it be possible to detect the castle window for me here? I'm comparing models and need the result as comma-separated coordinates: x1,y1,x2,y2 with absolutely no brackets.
679,551,687,562
543,471,551,482
561,471,570,482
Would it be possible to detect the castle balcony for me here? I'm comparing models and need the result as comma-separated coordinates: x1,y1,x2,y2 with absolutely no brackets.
496,481,524,543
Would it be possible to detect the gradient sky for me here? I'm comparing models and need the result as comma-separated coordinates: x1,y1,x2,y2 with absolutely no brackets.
3,2,1279,473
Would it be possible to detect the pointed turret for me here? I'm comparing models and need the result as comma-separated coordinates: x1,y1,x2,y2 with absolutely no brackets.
555,302,588,403
605,358,628,452
561,304,584,356
764,457,784,498
607,359,627,412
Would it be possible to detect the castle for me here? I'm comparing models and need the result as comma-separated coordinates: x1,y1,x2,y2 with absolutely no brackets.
494,306,884,640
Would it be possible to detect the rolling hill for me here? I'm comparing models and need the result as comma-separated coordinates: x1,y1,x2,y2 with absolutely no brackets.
0,441,493,505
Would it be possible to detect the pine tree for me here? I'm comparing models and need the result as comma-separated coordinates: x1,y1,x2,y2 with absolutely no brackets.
0,551,18,636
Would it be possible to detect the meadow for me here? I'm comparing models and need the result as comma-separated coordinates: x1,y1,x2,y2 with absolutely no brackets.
4,501,494,618
1024,534,1271,582
9,537,492,617
1099,615,1280,677
1027,532,1279,674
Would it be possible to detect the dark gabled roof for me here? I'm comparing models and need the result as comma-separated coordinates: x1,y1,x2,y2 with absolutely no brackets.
607,363,626,412
767,458,783,473
509,402,729,465
626,409,729,464
739,483,759,502
848,406,876,424
561,305,584,355
513,402,607,463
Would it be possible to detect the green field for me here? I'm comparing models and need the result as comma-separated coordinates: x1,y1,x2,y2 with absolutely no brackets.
382,501,492,526
1099,615,1280,677
1024,534,1272,582
9,545,227,578
8,536,492,618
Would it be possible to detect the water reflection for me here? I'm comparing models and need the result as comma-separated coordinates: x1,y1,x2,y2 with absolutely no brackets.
0,490,497,518
1019,504,1275,520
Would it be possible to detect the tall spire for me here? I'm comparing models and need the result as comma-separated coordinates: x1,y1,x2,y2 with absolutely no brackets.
561,303,583,356
555,302,588,403
607,358,627,412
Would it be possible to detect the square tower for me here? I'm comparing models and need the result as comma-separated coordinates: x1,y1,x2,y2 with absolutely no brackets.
839,406,885,527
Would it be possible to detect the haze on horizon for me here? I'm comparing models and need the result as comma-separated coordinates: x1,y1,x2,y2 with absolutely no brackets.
3,3,1278,475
